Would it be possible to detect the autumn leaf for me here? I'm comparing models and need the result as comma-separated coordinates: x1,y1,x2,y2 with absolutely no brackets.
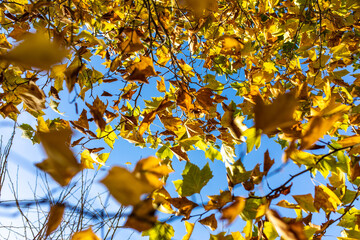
133,156,174,188
17,81,46,112
314,185,342,212
167,197,198,220
199,214,218,231
36,128,82,186
182,221,195,240
293,194,317,213
125,199,157,232
46,203,65,236
142,222,174,240
0,102,19,118
265,209,307,240
119,29,144,54
300,114,342,150
0,32,68,69
127,56,157,83
71,227,101,240
254,93,297,134
205,190,233,210
221,197,245,224
86,96,107,131
101,166,153,206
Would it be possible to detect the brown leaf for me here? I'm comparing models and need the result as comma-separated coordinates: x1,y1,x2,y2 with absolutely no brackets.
170,145,190,161
254,93,297,134
176,83,193,113
124,199,157,232
50,86,61,100
17,81,46,112
167,197,198,220
36,128,82,186
127,56,157,83
314,185,341,212
46,204,65,236
266,209,307,240
195,87,214,112
86,97,107,131
101,91,112,97
65,57,83,92
119,30,144,54
221,197,245,224
199,214,217,231
73,109,89,130
0,102,19,118
71,137,85,147
204,190,232,210
263,150,274,174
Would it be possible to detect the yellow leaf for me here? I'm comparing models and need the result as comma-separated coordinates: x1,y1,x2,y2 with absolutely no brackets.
300,114,342,150
182,221,195,240
133,156,174,188
220,36,243,55
221,197,245,224
86,96,107,131
101,166,153,206
71,227,101,240
314,185,341,212
119,29,144,54
0,32,68,69
199,214,218,231
36,128,82,186
46,204,65,236
156,77,166,92
337,135,360,148
254,93,297,134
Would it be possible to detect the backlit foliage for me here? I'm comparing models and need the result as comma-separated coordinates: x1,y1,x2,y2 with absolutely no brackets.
1,0,360,239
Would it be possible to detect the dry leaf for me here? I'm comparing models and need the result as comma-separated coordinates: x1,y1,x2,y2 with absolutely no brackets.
127,56,157,83
0,102,19,118
46,203,65,236
263,150,274,174
124,199,157,232
119,29,144,54
36,128,82,186
17,81,46,112
254,93,297,134
199,214,218,231
266,209,307,240
86,96,107,131
167,197,198,220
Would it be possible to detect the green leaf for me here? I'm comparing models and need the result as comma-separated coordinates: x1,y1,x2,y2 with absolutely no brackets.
205,146,222,161
293,194,317,213
243,128,261,153
142,222,174,240
156,144,174,160
18,124,38,144
96,125,117,149
174,162,213,197
209,232,233,240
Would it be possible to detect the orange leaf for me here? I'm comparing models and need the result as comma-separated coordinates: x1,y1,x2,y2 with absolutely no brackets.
71,227,101,240
124,199,157,232
127,56,157,83
221,197,245,224
86,96,107,131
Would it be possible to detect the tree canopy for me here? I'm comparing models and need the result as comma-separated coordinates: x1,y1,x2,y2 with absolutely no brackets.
1,0,360,239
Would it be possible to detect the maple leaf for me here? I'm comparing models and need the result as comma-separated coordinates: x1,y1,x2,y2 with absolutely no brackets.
119,29,144,54
36,128,82,186
86,96,107,131
199,214,218,231
127,56,157,83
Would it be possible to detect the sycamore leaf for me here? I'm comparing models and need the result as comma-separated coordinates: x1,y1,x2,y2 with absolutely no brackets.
86,96,107,132
127,56,157,83
71,227,101,240
156,77,166,92
220,36,244,55
119,29,144,54
0,32,68,69
46,203,65,236
205,190,233,210
243,128,261,153
73,109,89,130
17,81,46,112
96,125,117,149
151,187,174,214
254,93,297,134
142,222,174,240
205,146,222,162
0,102,19,118
221,197,246,224
170,145,190,162
199,214,218,231
266,209,307,240
101,166,153,206
314,185,341,212
167,197,198,220
173,162,213,197
133,156,174,188
300,114,342,150
65,57,83,92
263,150,274,174
36,128,82,186
125,199,157,232
337,135,360,148
182,221,195,240
293,194,317,213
